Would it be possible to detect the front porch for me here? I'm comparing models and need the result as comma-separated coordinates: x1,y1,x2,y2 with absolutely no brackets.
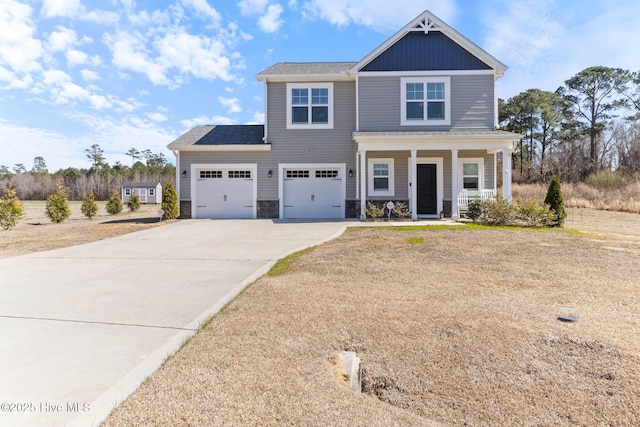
352,131,520,219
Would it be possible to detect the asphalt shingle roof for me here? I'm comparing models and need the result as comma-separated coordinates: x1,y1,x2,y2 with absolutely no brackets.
256,62,357,77
167,125,265,148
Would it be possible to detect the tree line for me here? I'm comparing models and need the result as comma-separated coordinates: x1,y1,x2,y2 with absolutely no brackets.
0,145,176,200
500,66,640,183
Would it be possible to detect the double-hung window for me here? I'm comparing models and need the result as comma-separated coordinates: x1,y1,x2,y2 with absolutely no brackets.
286,83,333,129
459,158,484,193
401,77,450,126
368,158,394,197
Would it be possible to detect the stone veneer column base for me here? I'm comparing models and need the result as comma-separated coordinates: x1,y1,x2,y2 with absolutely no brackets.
345,200,360,218
257,200,279,219
179,200,191,219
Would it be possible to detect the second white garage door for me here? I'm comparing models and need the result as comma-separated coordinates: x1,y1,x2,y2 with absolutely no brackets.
282,166,344,219
194,165,255,219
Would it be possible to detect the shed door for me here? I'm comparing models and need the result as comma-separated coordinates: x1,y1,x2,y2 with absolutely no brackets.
283,168,343,218
195,168,254,219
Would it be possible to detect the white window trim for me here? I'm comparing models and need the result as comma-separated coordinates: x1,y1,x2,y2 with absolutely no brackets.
124,188,131,196
400,76,451,126
286,82,334,129
458,158,484,194
368,158,394,197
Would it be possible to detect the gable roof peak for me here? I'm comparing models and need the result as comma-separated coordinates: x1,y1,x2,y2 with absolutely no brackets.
350,10,507,76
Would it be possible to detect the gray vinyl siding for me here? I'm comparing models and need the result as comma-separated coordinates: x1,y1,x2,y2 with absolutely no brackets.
358,74,495,131
266,80,358,199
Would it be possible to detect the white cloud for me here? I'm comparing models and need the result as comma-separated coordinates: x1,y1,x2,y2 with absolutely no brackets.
104,30,171,86
218,96,242,114
238,0,269,15
41,0,119,24
0,1,43,73
180,115,237,128
66,49,88,67
80,69,100,81
48,26,79,52
182,0,222,24
299,0,456,32
251,111,265,124
258,4,284,33
147,112,168,122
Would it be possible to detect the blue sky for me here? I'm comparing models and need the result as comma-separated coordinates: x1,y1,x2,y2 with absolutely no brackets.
1,0,639,172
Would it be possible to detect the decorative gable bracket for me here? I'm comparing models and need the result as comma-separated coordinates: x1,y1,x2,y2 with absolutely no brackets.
410,16,442,34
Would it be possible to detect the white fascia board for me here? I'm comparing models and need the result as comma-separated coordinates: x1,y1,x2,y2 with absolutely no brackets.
357,140,515,152
256,73,354,82
176,145,271,152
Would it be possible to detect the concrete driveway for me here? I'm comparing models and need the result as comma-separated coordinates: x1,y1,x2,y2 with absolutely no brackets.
0,219,352,427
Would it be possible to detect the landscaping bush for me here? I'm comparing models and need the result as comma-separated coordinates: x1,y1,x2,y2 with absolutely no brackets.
161,182,179,220
479,196,512,225
544,176,567,227
467,199,483,222
0,185,24,230
513,197,555,227
45,185,71,223
391,201,411,218
126,193,141,212
81,191,98,219
365,201,385,219
106,191,123,215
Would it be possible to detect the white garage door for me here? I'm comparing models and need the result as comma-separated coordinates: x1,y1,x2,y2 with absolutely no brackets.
195,167,254,219
283,168,343,219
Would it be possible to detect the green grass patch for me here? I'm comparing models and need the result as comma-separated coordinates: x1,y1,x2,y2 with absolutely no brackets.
407,237,424,244
268,246,315,276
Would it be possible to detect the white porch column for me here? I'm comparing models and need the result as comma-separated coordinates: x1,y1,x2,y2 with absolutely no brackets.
502,148,512,200
410,150,417,220
451,148,459,219
359,150,367,220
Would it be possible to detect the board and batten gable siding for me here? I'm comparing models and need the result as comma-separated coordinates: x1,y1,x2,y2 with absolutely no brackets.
358,74,495,131
266,80,358,198
361,31,493,72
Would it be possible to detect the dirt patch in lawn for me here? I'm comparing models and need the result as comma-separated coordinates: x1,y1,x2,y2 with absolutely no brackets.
105,212,640,426
0,201,173,258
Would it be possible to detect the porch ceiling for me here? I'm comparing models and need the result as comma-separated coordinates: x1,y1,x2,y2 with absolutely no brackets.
353,130,520,152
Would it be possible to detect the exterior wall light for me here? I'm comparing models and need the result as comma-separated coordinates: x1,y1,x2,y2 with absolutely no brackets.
268,170,272,178
182,170,187,179
349,169,353,177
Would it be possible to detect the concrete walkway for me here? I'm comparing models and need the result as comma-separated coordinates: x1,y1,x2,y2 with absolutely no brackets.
0,219,355,427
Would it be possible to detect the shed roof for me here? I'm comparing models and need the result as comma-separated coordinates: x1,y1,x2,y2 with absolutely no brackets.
122,182,161,188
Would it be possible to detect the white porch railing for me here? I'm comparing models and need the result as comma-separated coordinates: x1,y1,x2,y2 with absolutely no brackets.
457,189,496,216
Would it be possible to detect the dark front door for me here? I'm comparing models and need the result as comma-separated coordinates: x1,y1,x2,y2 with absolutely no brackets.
417,164,437,215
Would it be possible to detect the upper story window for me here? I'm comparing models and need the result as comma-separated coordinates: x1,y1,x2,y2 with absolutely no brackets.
401,77,451,126
286,83,333,129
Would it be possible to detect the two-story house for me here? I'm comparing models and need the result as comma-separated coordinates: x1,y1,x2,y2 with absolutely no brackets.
168,10,519,220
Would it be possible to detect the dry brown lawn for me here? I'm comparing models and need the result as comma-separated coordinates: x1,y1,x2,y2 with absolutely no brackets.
101,209,640,427
0,201,174,258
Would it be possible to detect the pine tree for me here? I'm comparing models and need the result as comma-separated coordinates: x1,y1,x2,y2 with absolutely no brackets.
81,191,98,219
126,193,141,212
161,182,179,220
106,191,123,215
45,185,71,223
544,176,567,227
0,185,25,230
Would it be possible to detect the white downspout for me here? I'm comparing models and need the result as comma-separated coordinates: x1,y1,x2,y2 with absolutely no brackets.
171,149,180,201
263,77,268,142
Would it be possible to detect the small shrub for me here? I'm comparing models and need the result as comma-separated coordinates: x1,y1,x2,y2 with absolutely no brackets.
81,191,98,219
106,192,123,215
544,176,567,227
391,201,411,218
45,185,72,223
365,201,384,219
126,193,141,212
479,196,512,225
0,185,24,230
161,182,179,220
513,197,555,227
467,199,483,222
